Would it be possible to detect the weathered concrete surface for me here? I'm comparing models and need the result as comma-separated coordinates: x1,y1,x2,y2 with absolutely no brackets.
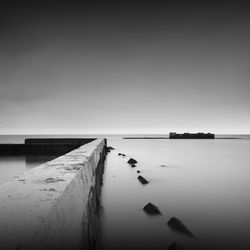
0,138,106,250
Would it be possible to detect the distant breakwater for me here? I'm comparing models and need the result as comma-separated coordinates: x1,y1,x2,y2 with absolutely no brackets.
0,138,96,156
123,132,215,139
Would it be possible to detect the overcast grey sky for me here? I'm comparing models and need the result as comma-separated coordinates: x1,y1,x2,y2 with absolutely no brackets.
0,1,249,134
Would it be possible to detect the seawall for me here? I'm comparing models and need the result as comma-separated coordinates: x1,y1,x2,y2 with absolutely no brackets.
0,138,96,156
0,138,107,250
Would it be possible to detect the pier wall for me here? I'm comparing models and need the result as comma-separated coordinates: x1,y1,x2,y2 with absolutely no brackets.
0,138,96,155
0,138,106,250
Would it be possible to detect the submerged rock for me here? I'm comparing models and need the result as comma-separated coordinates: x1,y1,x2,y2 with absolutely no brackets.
118,153,126,156
127,158,137,164
106,146,115,153
137,175,149,184
168,242,188,250
160,164,168,167
131,164,136,168
143,202,161,215
167,217,195,237
137,170,141,173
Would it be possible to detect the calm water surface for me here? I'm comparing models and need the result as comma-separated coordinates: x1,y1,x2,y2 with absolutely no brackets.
97,137,250,250
1,134,250,249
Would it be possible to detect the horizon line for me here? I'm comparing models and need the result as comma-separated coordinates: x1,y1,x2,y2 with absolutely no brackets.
0,132,250,136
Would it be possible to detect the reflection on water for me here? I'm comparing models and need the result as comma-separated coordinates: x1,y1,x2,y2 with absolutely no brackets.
0,155,57,185
97,138,250,250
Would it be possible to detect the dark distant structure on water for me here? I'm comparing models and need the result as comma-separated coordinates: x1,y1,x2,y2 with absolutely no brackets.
169,132,215,139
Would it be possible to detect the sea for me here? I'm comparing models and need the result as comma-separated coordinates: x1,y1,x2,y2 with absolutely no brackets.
0,134,250,250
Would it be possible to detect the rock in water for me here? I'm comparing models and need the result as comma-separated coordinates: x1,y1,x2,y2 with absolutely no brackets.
137,175,149,184
106,146,114,153
127,158,137,164
167,217,195,237
168,242,188,250
118,153,126,156
137,170,141,173
160,164,168,167
143,202,161,215
131,164,136,168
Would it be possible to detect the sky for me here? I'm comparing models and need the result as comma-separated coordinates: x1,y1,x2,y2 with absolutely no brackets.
0,0,250,134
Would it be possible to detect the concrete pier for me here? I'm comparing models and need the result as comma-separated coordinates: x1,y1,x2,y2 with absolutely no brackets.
0,138,106,250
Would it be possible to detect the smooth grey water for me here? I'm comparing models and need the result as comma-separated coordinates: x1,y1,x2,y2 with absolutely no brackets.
97,137,250,250
1,134,250,249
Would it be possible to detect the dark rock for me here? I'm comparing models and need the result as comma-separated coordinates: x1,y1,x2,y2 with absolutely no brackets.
118,153,126,156
160,164,168,167
137,170,141,173
168,242,188,250
169,132,214,139
106,146,115,154
167,217,195,237
127,158,137,164
131,164,136,168
143,202,161,215
137,175,149,184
